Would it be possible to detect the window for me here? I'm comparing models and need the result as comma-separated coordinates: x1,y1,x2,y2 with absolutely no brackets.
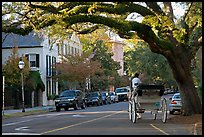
52,56,56,76
71,47,74,55
68,45,70,55
61,45,64,56
65,44,68,55
58,44,61,55
46,79,51,97
74,48,77,55
49,55,51,76
25,54,39,68
46,55,52,76
52,79,56,95
46,55,48,75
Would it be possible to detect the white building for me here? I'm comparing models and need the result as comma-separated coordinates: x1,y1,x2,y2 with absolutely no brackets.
58,32,83,62
107,31,126,76
2,32,58,106
2,31,83,107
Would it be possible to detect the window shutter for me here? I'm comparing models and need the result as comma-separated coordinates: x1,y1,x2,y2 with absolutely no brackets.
46,55,48,75
36,54,39,67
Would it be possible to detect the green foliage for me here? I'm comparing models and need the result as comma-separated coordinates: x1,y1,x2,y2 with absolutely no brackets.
197,81,202,97
2,47,30,88
172,28,187,44
79,30,121,90
124,42,176,86
185,2,202,28
25,71,45,91
47,93,58,100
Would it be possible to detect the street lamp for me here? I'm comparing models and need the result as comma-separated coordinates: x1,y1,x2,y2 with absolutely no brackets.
18,57,25,112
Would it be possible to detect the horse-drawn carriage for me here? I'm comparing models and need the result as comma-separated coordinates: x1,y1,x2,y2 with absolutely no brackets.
128,84,167,123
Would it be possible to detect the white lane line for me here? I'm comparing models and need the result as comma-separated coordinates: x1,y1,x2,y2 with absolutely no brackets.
2,119,32,127
72,114,86,117
15,126,30,131
150,124,169,135
2,133,40,135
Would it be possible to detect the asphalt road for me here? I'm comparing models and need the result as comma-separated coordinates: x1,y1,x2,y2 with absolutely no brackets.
2,101,194,135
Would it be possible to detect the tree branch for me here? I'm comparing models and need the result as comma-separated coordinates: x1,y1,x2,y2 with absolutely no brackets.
90,2,155,16
163,2,174,22
28,2,61,14
77,25,100,34
145,2,164,15
183,2,193,21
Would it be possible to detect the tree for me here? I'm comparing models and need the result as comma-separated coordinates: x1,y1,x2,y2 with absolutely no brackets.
2,46,30,108
2,2,202,115
124,41,177,87
55,53,103,91
80,34,122,90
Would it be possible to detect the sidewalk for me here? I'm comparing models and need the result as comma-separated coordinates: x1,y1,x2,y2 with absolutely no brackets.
2,106,55,115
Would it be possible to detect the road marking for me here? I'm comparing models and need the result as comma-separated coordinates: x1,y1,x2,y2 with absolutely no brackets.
2,119,32,126
2,133,40,135
72,114,85,117
15,126,30,131
150,124,169,135
40,110,125,135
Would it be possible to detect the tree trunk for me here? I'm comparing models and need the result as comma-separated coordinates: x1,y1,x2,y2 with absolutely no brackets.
165,47,202,115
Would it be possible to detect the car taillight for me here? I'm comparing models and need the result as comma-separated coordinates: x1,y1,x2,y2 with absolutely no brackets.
171,100,177,104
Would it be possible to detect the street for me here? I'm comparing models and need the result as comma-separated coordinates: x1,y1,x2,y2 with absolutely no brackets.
2,102,193,135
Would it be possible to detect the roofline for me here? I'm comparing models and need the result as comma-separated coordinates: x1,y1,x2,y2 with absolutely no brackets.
2,46,44,49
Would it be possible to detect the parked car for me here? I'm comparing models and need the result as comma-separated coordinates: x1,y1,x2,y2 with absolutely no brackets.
85,91,103,106
110,91,119,103
54,89,86,112
115,87,130,101
101,91,111,104
160,90,180,110
169,93,182,114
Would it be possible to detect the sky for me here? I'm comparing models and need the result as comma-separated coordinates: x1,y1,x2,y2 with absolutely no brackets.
126,2,186,22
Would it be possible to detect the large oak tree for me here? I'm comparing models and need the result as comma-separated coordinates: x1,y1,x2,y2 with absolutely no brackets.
2,2,202,115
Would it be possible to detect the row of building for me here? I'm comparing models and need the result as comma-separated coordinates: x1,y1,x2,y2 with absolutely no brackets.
2,31,125,107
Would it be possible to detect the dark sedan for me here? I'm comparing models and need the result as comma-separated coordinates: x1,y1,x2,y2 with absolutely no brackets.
54,89,86,112
85,91,103,107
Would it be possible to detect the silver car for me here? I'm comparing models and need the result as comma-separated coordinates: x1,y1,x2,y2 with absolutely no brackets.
110,91,119,103
169,93,182,114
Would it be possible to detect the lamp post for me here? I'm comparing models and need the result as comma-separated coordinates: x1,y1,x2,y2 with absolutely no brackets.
18,57,25,112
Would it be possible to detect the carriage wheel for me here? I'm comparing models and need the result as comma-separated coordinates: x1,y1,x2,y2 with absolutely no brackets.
154,113,157,120
161,98,167,123
128,101,132,121
132,99,137,123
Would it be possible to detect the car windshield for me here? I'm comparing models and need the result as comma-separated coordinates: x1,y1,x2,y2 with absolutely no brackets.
87,92,98,97
173,94,180,99
115,88,128,93
60,90,76,97
110,92,114,96
102,93,106,96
